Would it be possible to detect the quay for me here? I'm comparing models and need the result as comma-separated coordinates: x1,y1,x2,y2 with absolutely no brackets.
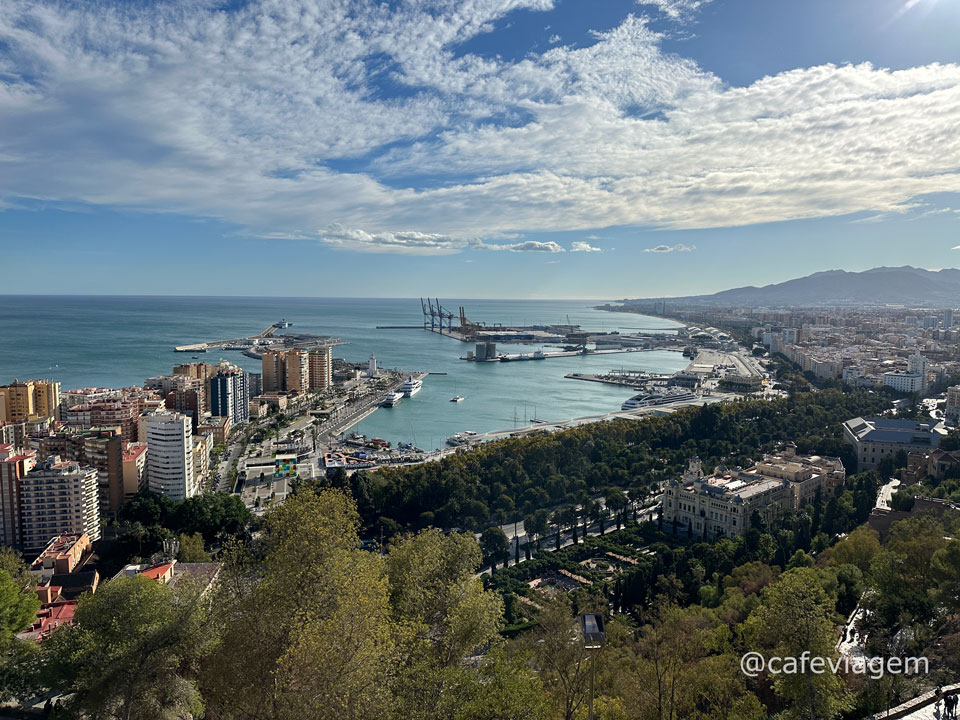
463,347,684,362
565,370,674,388
174,319,343,354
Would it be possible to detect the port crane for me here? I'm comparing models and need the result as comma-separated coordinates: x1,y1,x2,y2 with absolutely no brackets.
421,298,455,333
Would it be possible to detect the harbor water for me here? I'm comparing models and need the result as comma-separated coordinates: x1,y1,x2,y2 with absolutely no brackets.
0,296,687,449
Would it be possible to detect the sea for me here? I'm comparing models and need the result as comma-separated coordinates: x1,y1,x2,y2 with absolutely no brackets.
0,296,687,450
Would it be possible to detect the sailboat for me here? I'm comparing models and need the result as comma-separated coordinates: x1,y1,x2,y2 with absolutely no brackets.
450,380,464,403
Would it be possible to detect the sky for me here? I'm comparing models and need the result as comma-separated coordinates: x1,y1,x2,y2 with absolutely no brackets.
1,0,959,299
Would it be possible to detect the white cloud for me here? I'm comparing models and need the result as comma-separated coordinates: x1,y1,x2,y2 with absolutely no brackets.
644,243,695,253
571,241,602,252
480,240,566,252
0,1,959,256
549,33,561,43
635,0,713,21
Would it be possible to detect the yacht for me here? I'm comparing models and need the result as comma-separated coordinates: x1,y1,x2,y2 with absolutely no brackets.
400,376,423,397
381,391,404,407
450,395,465,402
621,388,698,411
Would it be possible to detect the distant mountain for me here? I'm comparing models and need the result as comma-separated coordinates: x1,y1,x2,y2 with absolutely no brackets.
621,266,960,308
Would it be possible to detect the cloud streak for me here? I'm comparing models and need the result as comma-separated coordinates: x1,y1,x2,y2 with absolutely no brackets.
0,1,958,255
644,243,695,253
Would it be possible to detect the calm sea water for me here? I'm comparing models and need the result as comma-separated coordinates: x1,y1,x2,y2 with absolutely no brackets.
0,296,686,449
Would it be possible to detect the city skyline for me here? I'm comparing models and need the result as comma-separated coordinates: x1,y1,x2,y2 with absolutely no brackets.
1,0,959,298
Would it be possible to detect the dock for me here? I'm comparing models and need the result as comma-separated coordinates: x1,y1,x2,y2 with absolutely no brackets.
463,348,684,362
564,371,674,388
174,320,343,354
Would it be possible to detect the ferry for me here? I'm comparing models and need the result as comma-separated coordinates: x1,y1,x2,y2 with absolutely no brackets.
400,376,423,397
450,395,465,403
381,392,404,407
621,388,698,411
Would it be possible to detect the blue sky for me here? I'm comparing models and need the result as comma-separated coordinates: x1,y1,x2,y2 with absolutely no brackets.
1,0,959,298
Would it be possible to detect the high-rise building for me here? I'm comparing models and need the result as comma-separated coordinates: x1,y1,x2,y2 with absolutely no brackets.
285,350,309,392
143,412,196,500
20,457,101,553
0,380,61,423
907,351,928,391
944,308,954,330
0,444,37,547
308,348,333,390
262,351,284,392
247,372,262,399
262,350,310,393
64,400,140,443
31,427,126,516
946,385,960,423
210,363,249,424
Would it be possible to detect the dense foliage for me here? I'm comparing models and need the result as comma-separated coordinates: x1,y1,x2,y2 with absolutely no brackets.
358,389,890,533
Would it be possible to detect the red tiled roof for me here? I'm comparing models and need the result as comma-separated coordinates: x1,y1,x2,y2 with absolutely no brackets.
140,563,174,582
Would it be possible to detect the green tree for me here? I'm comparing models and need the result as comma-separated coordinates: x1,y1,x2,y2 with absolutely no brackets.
177,532,212,563
746,568,851,720
0,570,38,641
42,575,212,719
385,529,502,667
199,488,397,720
480,527,510,573
828,526,881,573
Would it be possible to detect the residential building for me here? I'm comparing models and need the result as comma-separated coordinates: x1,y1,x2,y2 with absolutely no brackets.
0,380,61,422
197,416,231,445
261,350,310,393
882,372,925,394
121,442,148,499
284,350,309,392
842,416,947,470
20,457,101,553
945,308,954,330
193,433,213,490
31,427,125,516
0,445,37,547
946,385,960,422
29,533,93,577
262,351,284,392
163,376,206,431
143,412,197,500
64,400,140,443
246,372,262,400
210,363,249,424
907,351,928,391
308,348,333,390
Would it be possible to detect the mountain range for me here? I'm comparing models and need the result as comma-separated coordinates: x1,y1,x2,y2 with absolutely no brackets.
620,266,960,308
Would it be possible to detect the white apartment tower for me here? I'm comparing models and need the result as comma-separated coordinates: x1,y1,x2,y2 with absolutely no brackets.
144,412,196,500
907,351,928,391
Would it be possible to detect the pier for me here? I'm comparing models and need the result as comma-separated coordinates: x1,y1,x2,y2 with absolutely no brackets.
462,347,685,362
174,320,343,354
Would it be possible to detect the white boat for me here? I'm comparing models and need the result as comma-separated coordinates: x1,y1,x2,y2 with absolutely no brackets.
446,433,468,446
621,388,698,411
400,376,422,397
450,395,464,402
381,391,404,407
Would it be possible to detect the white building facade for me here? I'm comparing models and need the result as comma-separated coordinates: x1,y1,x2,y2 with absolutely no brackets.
144,412,197,500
